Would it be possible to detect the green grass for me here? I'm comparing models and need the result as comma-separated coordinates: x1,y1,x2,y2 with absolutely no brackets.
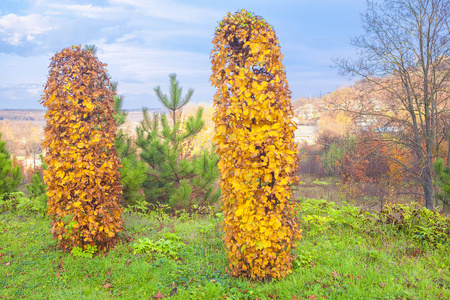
1,201,449,300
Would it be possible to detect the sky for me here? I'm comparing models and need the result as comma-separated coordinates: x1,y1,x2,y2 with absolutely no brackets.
0,0,367,109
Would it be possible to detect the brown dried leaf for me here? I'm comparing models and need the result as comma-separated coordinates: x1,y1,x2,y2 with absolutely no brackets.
103,283,112,289
152,290,165,299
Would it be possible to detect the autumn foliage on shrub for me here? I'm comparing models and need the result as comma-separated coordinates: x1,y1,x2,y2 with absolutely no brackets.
211,10,300,280
341,132,389,183
41,46,123,251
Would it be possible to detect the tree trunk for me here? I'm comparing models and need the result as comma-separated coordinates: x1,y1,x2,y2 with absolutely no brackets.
425,126,435,209
424,163,434,210
444,134,450,213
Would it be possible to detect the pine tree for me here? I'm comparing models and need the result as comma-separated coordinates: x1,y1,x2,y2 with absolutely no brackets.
0,132,22,195
25,155,47,214
111,82,147,207
435,158,450,211
136,74,220,209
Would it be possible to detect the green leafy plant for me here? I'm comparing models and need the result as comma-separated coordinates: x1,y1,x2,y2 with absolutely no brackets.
70,244,98,259
299,198,369,236
0,191,29,213
302,197,450,249
124,198,150,215
0,190,47,216
377,202,450,247
312,179,330,186
292,249,317,269
132,234,185,258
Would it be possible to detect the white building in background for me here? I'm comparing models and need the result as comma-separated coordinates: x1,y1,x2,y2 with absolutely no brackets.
15,156,42,169
294,124,319,145
293,103,320,145
294,104,319,121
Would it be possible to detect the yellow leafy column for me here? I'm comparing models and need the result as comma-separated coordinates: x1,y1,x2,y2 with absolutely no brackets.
41,45,123,252
210,10,301,280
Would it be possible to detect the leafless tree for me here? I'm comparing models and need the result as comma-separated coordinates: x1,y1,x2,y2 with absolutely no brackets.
333,0,450,209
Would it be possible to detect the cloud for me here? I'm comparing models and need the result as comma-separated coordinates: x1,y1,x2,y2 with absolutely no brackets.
0,13,56,45
0,82,44,108
116,33,135,43
0,0,363,108
94,42,215,108
110,0,222,23
47,3,123,20
98,42,211,86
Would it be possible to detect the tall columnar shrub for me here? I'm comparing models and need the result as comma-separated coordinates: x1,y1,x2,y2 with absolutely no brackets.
0,132,22,195
41,45,123,251
210,10,300,280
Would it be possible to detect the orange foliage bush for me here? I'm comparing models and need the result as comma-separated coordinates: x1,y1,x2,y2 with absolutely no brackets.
342,133,388,183
40,46,123,252
341,131,411,184
338,131,414,207
211,10,300,280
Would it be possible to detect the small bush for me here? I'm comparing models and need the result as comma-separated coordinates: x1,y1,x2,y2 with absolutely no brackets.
377,202,450,247
0,191,47,215
0,192,27,213
132,233,185,258
299,198,450,248
299,198,370,236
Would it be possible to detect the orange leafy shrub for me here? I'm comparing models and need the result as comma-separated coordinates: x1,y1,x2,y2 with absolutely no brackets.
338,131,414,207
211,10,300,280
40,46,123,252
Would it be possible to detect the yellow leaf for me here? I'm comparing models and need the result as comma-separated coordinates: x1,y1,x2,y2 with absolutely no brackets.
262,240,271,248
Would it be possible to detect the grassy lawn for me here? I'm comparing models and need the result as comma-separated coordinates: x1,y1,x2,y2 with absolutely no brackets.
1,200,449,299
